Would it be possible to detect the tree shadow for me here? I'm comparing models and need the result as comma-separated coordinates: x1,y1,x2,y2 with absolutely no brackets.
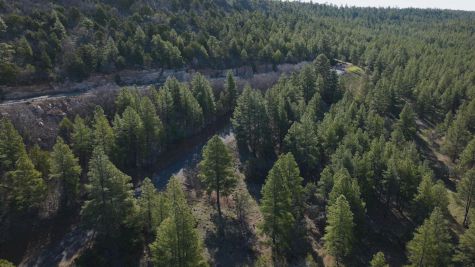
413,130,455,190
205,214,258,267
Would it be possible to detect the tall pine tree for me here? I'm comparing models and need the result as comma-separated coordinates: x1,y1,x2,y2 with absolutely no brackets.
323,195,354,266
150,177,207,267
198,135,236,220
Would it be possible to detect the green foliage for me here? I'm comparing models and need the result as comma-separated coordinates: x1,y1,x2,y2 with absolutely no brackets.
232,86,272,158
218,71,238,115
150,177,207,267
329,169,366,224
198,135,236,219
81,147,138,236
0,259,15,267
458,137,475,171
260,153,304,256
50,137,81,208
138,96,163,166
370,252,388,267
396,104,417,140
0,119,26,174
138,178,169,236
191,73,216,122
413,175,449,220
4,152,46,211
58,117,74,144
29,144,51,179
284,116,321,178
406,207,452,267
113,106,144,170
155,78,204,141
92,107,115,156
457,169,475,227
71,115,93,167
454,222,475,266
323,195,354,265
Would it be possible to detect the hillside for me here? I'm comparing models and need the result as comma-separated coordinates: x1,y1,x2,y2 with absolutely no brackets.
1,1,475,267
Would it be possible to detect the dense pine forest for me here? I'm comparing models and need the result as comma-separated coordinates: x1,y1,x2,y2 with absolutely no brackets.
1,0,475,266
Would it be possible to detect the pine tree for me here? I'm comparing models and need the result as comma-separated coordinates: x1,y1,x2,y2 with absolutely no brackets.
454,222,475,266
0,119,26,175
71,115,93,168
299,64,317,102
191,73,216,122
219,70,237,114
29,144,51,180
113,106,144,171
284,116,321,178
457,169,475,227
370,252,388,267
303,92,324,123
92,107,115,156
413,175,449,220
138,178,169,236
150,177,207,267
260,153,304,258
444,117,470,162
232,86,272,157
5,152,46,211
329,169,366,224
406,207,452,267
81,147,138,236
50,137,81,208
396,103,417,140
265,87,291,148
323,195,354,266
459,137,475,171
139,97,163,167
198,135,236,220
58,117,74,144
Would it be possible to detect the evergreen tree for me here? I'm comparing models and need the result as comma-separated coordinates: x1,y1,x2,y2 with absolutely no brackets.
218,70,237,114
58,117,74,144
71,115,93,168
299,64,317,102
303,92,325,123
370,252,388,267
329,169,366,224
444,117,470,162
406,207,452,267
413,175,449,220
396,104,417,140
50,137,81,208
232,86,272,157
29,144,51,180
138,178,169,236
198,135,236,220
113,106,144,171
0,119,26,175
459,137,475,171
4,152,46,211
191,73,216,122
260,153,304,258
284,116,321,178
92,107,115,156
323,195,354,266
150,177,207,267
457,169,475,227
139,97,163,167
454,222,475,266
81,147,138,236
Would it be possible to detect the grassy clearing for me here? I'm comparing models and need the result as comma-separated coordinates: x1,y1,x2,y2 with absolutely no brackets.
346,65,364,75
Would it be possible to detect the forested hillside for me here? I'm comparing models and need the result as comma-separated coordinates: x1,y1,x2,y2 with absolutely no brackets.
1,0,475,266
